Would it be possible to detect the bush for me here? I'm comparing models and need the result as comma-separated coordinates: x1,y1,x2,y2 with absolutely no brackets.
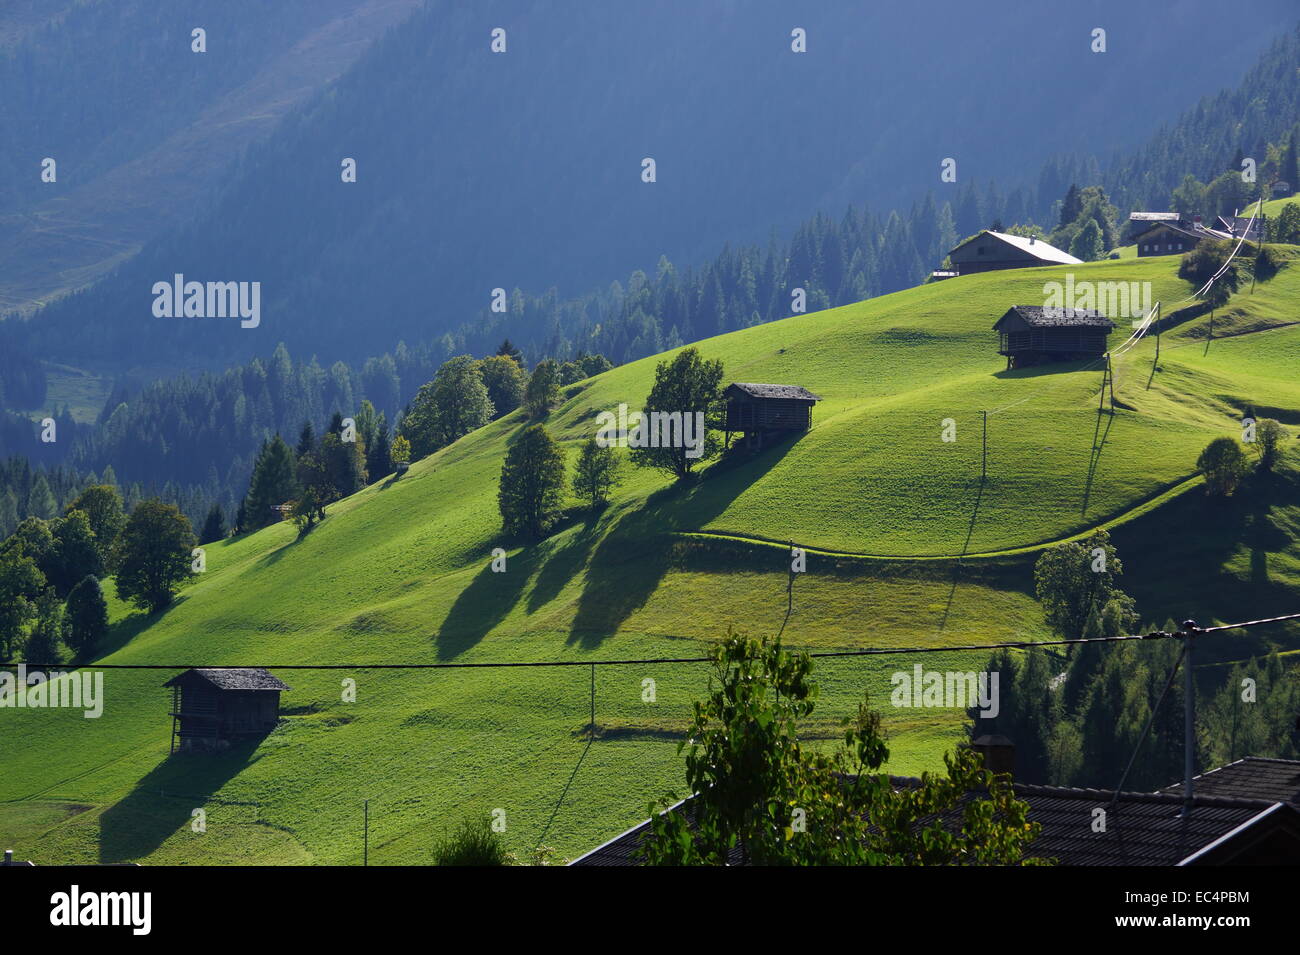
1251,244,1284,282
1178,239,1239,309
432,815,509,866
1253,418,1288,472
1196,436,1250,496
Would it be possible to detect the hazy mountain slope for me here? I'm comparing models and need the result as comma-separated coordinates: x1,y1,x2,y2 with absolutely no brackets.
15,0,1297,370
3,251,1297,863
0,0,422,314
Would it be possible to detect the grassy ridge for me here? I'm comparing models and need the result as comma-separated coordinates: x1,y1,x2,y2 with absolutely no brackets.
3,251,1300,864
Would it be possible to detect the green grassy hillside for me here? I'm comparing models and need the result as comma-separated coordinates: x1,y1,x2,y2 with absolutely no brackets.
1244,195,1298,217
3,251,1300,864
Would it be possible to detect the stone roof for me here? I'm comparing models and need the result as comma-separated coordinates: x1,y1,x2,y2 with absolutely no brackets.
994,305,1117,329
726,383,822,401
163,668,290,692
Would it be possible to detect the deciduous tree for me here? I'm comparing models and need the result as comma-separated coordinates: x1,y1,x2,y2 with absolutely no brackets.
113,499,196,613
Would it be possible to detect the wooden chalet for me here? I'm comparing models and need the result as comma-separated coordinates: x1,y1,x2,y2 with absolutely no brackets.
993,305,1115,368
165,668,289,753
1131,215,1230,257
723,383,821,449
945,230,1080,276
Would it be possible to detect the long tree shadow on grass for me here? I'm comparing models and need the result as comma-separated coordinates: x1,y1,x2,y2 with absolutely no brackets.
97,743,260,863
434,548,535,660
433,506,607,659
565,436,799,649
86,594,190,662
526,511,605,615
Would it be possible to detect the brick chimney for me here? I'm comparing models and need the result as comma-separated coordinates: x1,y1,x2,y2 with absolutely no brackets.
971,734,1015,777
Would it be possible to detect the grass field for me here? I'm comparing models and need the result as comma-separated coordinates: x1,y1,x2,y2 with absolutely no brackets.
1243,195,1299,218
3,249,1299,864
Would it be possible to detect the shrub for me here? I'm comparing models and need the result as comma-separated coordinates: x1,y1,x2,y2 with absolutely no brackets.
1253,418,1288,472
433,815,509,866
1197,436,1250,496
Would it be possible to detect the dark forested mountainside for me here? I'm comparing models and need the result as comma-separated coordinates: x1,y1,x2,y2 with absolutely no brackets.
0,0,421,315
10,1,1295,375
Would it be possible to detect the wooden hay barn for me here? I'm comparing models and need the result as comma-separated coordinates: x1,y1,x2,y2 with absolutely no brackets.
993,305,1115,369
165,668,289,753
724,382,821,450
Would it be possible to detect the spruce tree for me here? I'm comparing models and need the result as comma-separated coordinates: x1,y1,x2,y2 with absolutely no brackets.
245,435,300,528
27,474,56,520
296,421,316,457
66,575,109,656
498,425,566,539
198,503,227,544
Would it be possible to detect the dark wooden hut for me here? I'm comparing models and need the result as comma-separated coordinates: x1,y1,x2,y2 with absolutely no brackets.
724,383,821,449
165,668,289,753
993,305,1115,369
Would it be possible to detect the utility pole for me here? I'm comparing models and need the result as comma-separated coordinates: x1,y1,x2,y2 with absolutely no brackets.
1153,302,1161,364
1182,620,1198,816
589,663,596,739
787,540,795,615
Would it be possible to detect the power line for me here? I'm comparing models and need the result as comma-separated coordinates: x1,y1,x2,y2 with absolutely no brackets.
5,612,1296,672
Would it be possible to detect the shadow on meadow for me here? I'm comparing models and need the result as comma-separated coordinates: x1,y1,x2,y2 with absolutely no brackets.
91,594,189,661
1112,463,1300,665
565,435,799,648
97,742,261,863
432,438,800,657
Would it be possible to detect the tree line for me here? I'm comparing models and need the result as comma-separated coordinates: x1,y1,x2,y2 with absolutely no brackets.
1,482,198,666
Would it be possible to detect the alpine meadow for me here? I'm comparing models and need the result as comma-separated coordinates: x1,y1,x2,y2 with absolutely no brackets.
3,2,1300,914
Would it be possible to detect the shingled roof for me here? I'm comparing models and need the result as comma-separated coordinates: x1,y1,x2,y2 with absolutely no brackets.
1160,757,1300,807
726,383,822,401
163,668,290,691
570,775,1300,866
994,305,1117,329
